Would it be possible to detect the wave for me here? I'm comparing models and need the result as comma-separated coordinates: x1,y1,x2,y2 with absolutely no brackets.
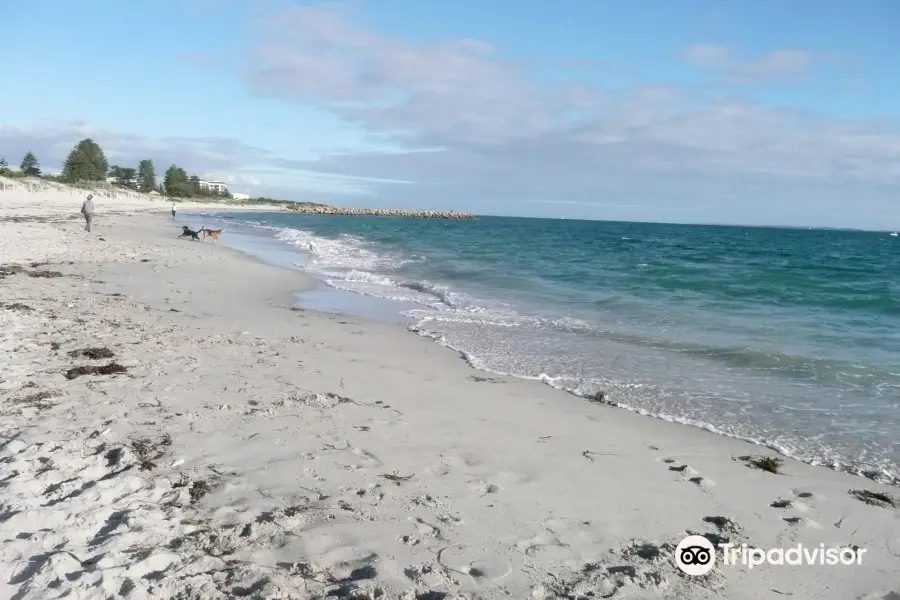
274,227,468,309
212,214,900,487
326,274,460,308
270,226,900,394
408,321,900,487
404,310,900,393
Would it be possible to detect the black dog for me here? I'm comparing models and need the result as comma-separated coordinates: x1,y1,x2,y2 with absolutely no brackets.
179,225,203,241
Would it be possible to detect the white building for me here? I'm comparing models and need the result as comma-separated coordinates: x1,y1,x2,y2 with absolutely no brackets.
199,179,229,194
106,175,138,187
231,192,250,201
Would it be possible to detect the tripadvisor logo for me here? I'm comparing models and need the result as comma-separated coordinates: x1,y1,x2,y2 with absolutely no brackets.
674,535,867,575
674,535,716,576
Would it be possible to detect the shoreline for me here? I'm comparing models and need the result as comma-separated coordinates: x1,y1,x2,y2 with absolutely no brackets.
200,210,900,489
1,211,898,599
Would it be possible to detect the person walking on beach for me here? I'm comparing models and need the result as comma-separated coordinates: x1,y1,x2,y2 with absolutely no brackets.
172,203,176,219
81,194,95,232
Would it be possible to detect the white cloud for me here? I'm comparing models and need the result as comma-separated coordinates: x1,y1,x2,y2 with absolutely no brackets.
682,43,816,84
241,7,899,188
0,121,380,199
232,6,900,226
4,5,899,227
681,43,730,68
525,200,640,208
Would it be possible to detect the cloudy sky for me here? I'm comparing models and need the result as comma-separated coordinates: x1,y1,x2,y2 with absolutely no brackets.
1,0,898,228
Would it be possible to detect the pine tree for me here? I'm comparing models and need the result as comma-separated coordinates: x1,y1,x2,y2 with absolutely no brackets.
120,167,137,187
61,139,108,182
20,151,41,177
0,157,9,175
137,159,156,192
163,165,191,197
189,175,202,197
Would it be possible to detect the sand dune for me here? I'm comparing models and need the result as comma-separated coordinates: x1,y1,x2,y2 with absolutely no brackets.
0,201,898,599
0,176,278,218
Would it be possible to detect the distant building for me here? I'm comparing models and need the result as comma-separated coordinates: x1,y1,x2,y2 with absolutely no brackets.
106,175,138,187
199,179,228,194
231,192,250,201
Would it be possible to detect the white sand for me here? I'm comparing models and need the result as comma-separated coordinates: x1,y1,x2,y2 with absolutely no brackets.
1,190,898,599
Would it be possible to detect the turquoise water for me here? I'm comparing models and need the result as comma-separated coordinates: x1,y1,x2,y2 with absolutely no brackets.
209,212,900,484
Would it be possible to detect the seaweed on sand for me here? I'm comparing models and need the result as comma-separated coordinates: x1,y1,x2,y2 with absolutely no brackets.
130,434,172,471
67,347,115,360
28,270,64,278
379,472,414,486
64,362,128,380
849,489,897,509
0,265,25,278
736,455,783,474
1,302,33,312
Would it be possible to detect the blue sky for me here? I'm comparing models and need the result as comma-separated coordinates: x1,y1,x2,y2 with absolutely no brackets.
1,0,898,228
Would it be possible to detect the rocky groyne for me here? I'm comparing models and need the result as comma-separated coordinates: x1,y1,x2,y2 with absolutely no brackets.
284,204,474,219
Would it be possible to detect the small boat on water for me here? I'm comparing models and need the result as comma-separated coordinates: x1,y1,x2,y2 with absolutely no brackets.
891,232,898,237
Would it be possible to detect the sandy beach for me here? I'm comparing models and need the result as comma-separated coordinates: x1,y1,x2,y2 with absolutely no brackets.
1,188,898,599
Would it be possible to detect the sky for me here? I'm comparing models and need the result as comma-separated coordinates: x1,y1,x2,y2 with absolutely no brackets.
1,0,898,228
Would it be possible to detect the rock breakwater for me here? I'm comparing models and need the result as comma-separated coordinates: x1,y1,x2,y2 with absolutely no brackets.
284,204,474,219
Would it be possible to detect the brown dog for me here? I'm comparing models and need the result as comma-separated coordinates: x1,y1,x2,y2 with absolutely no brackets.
201,227,224,243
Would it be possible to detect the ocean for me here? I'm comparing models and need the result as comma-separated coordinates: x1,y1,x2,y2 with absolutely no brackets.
203,212,900,485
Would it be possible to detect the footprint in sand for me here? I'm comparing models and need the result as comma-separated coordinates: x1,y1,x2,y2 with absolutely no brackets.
771,498,811,512
771,489,816,512
412,517,444,540
661,458,715,491
515,531,574,561
406,495,464,530
403,562,450,584
440,451,480,469
348,446,382,469
782,516,822,529
791,489,817,501
436,545,515,584
426,463,451,477
776,511,823,545
857,592,900,600
468,478,501,497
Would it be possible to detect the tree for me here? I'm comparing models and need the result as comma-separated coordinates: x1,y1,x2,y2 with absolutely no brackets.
20,151,41,177
0,157,8,176
163,164,191,197
137,159,156,192
189,175,201,196
121,167,137,187
108,165,137,187
61,139,108,182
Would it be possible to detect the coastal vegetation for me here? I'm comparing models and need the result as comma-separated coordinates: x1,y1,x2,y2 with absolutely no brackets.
137,160,156,192
20,152,41,177
61,139,108,183
1,144,473,218
161,165,232,200
3,143,231,199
